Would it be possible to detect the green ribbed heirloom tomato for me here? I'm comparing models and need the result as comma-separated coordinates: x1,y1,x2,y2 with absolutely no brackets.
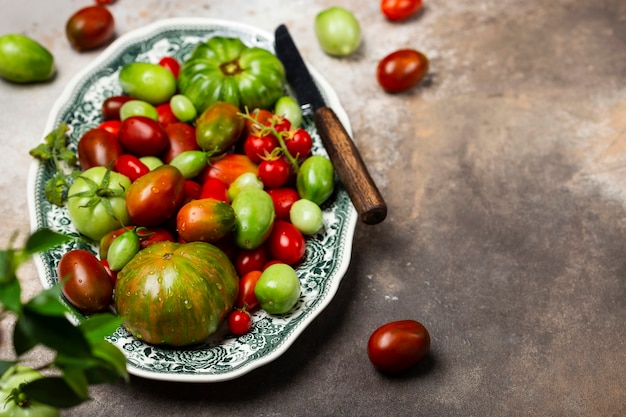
178,36,286,113
114,240,239,347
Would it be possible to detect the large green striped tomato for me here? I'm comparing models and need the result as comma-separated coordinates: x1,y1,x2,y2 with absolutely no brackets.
177,36,286,113
114,241,239,346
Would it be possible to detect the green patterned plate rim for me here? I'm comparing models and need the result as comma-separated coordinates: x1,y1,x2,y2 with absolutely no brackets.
26,18,357,382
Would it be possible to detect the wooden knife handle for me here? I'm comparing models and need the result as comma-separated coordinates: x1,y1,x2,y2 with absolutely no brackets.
314,106,387,225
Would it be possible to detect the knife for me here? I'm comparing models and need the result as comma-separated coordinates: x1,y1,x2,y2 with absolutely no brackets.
274,24,387,226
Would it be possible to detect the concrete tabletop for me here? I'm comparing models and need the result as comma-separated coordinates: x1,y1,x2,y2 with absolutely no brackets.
1,0,625,416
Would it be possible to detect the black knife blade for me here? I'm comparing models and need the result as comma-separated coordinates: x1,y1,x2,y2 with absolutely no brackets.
274,24,387,225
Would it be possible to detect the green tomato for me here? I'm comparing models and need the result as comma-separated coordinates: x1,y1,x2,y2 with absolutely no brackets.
106,228,141,271
227,172,264,202
0,366,60,417
296,155,335,205
119,99,159,121
290,198,324,235
67,166,131,241
314,7,362,56
178,36,286,113
119,62,177,105
170,94,197,122
255,263,301,315
274,96,303,128
231,187,275,250
0,34,54,83
169,150,208,179
139,156,164,171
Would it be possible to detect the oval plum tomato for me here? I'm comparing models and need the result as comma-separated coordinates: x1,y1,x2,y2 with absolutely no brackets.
58,249,113,314
113,154,150,181
285,128,313,160
102,95,133,120
77,127,124,170
156,102,178,127
199,177,229,203
266,220,306,266
125,164,186,226
158,56,181,78
176,197,236,243
161,122,199,164
235,246,267,277
367,320,431,373
243,133,280,164
258,157,291,189
376,49,429,93
98,120,121,137
200,153,258,186
99,226,175,260
381,0,422,21
267,187,299,220
106,228,141,271
118,115,169,157
235,270,262,311
66,5,115,51
227,308,252,336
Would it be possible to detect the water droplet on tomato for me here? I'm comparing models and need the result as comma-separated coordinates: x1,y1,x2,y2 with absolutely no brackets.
151,187,160,193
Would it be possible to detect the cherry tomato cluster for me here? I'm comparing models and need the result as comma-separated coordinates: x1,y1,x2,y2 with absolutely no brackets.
59,55,332,338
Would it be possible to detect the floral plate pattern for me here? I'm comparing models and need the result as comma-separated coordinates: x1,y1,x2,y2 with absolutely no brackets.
26,18,357,382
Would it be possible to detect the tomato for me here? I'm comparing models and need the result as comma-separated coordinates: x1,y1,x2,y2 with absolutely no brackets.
170,94,197,122
376,49,429,93
118,116,169,157
274,96,302,129
67,166,131,241
199,177,229,203
243,133,280,164
99,226,174,259
58,249,114,314
231,187,275,250
367,320,431,373
234,270,262,310
106,228,141,271
254,263,301,315
243,108,274,137
66,5,115,51
156,102,178,127
119,62,177,105
381,0,422,21
102,95,133,120
290,198,324,235
284,128,312,160
314,7,361,56
119,99,159,121
267,187,299,220
77,127,124,170
183,179,202,202
227,309,252,336
176,198,236,243
169,150,208,179
161,122,199,163
158,56,181,78
0,366,60,417
200,153,258,186
195,101,244,154
98,120,121,136
235,246,267,277
100,259,118,286
266,220,306,266
296,155,335,205
0,34,55,84
125,164,186,226
258,157,291,189
113,154,150,181
227,172,264,202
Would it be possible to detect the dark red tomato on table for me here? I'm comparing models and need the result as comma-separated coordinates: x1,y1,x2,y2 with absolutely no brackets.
227,308,252,335
161,122,199,163
66,5,115,51
235,246,268,277
381,0,422,21
266,220,306,266
113,154,149,181
367,320,430,373
156,102,179,127
118,115,169,157
376,49,429,93
58,249,113,314
267,188,300,220
102,95,133,120
77,127,124,170
158,56,181,78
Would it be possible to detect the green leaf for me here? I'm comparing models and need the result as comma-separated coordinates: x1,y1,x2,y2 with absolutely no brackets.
0,361,16,379
23,285,67,316
78,313,122,343
89,340,128,383
23,376,88,408
24,229,73,256
28,143,52,160
60,365,89,400
0,248,16,285
0,278,22,313
45,173,69,207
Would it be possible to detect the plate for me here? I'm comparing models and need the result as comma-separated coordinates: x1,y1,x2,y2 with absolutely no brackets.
26,18,357,382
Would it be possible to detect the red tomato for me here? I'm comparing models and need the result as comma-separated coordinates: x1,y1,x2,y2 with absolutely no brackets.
158,56,181,78
367,320,431,373
284,128,313,160
381,0,422,21
227,309,252,336
376,49,429,93
98,120,121,136
266,220,306,265
200,153,258,186
199,177,229,202
258,157,291,189
113,154,150,181
58,249,113,314
77,127,124,170
267,188,299,220
156,103,179,127
161,122,199,164
118,116,169,157
234,270,263,311
66,5,115,51
235,247,267,277
125,165,186,226
183,179,202,203
99,259,118,286
102,95,133,120
243,133,280,164
243,108,274,136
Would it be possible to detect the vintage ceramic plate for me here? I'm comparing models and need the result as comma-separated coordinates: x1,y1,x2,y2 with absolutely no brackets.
27,18,357,382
